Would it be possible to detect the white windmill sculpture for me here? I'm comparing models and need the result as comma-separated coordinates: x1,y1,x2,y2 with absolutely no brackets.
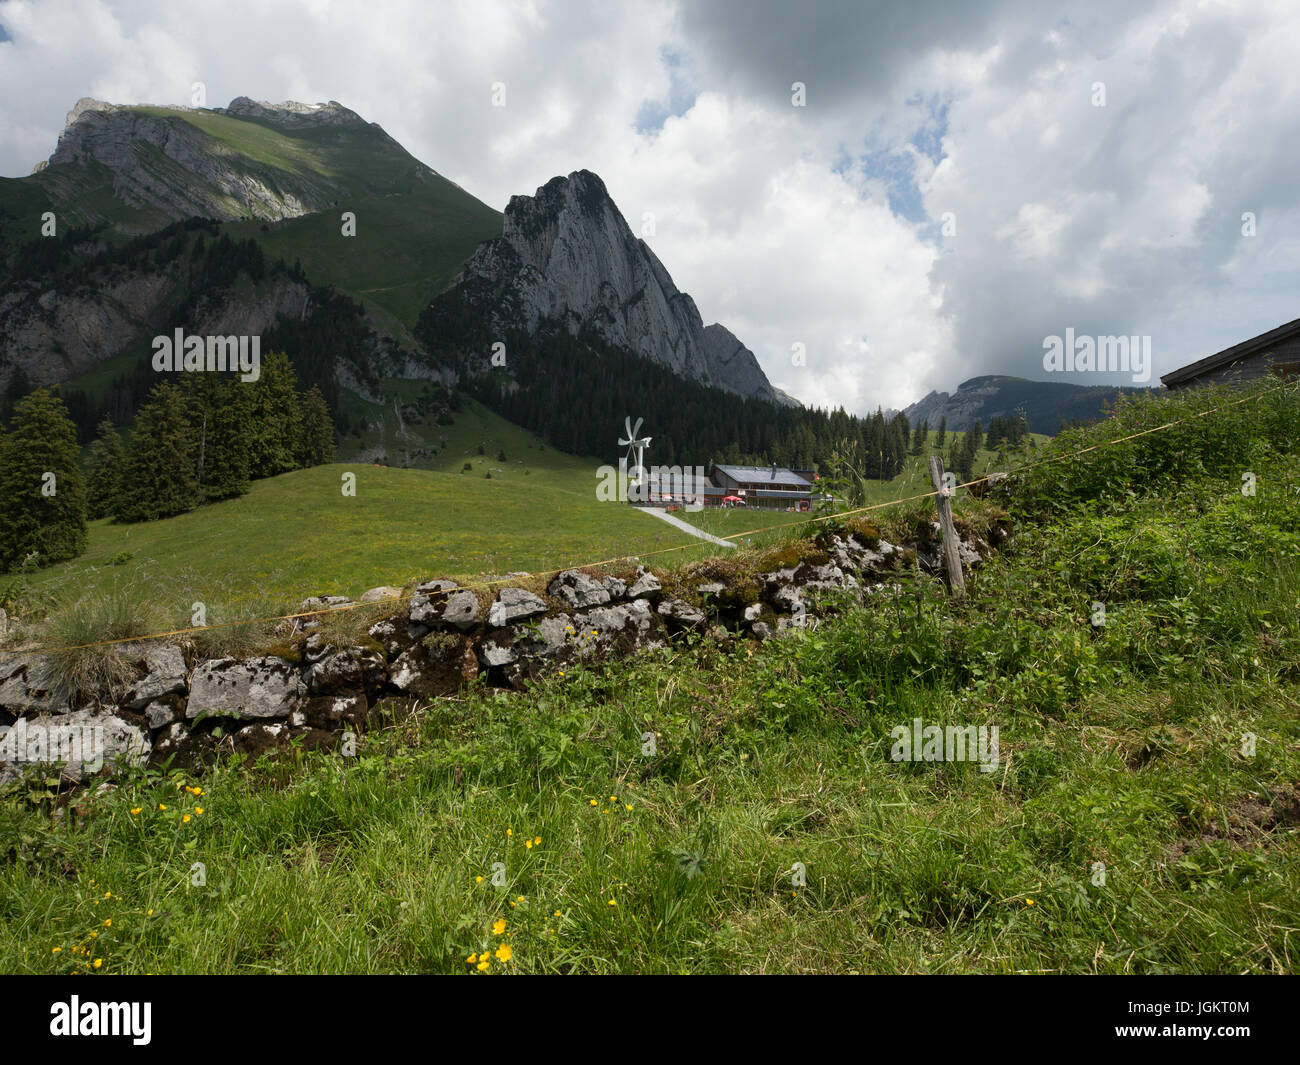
619,415,652,495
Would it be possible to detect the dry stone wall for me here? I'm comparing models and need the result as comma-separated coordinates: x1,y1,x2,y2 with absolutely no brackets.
0,523,1006,788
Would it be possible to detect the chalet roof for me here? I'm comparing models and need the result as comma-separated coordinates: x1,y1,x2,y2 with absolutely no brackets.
1161,315,1300,387
712,463,812,487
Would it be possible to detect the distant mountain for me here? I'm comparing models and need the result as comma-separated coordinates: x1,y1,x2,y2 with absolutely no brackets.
903,375,1150,435
432,170,795,406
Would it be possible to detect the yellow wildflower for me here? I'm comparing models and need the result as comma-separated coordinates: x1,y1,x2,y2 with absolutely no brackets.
495,944,513,963
493,918,506,935
182,814,191,823
194,807,204,815
93,959,102,969
476,960,490,972
130,808,141,815
466,953,478,964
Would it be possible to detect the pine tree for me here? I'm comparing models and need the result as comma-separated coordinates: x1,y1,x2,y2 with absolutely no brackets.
182,374,252,501
245,351,302,479
0,388,88,570
114,383,201,522
297,384,335,467
936,416,947,450
85,416,126,519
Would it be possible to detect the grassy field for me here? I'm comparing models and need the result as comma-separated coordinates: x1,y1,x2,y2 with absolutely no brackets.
1,382,1296,974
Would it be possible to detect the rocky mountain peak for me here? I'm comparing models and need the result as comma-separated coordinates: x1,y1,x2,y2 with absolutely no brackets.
455,170,797,406
219,96,369,128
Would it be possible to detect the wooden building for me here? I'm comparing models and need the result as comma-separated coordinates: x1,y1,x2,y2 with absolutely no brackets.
1161,316,1300,389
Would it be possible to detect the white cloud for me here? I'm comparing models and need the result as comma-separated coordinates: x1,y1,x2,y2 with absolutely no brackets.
1,0,1299,408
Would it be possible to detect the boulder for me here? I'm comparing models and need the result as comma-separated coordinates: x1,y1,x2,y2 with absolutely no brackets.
477,636,519,668
657,598,707,629
489,588,548,627
124,645,187,709
186,656,306,721
627,567,662,601
360,586,404,604
602,576,628,600
409,579,460,625
548,569,611,610
441,590,482,632
0,708,150,784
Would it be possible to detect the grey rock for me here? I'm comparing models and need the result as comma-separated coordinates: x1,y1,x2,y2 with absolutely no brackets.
0,708,150,784
602,576,628,600
743,603,764,622
409,579,459,625
491,588,548,626
186,656,306,721
751,621,775,641
441,590,482,632
628,567,662,600
771,584,806,613
478,638,518,668
359,585,404,604
548,569,611,610
145,701,178,730
656,598,707,628
124,645,187,709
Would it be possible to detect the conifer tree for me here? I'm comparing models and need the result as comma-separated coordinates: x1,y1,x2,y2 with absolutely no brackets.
114,383,200,522
297,384,335,467
0,388,87,570
936,416,947,450
85,416,126,519
181,374,251,501
245,351,302,479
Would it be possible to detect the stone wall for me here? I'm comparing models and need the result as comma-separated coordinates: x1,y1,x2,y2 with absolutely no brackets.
0,521,1007,788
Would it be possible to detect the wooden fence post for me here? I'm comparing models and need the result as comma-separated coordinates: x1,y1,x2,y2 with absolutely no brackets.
928,455,966,600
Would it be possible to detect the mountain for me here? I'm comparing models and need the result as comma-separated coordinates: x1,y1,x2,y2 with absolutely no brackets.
1,96,503,328
903,375,1151,435
434,170,795,406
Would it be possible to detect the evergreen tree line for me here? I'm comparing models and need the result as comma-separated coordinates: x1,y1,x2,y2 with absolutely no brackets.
444,322,917,477
0,356,335,571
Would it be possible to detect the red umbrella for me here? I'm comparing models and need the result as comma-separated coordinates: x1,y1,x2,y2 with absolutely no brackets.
722,495,743,502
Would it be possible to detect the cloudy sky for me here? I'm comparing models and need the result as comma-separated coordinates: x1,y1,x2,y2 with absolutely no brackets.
1,0,1298,413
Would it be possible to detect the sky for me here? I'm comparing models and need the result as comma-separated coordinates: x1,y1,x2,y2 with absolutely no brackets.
1,0,1298,413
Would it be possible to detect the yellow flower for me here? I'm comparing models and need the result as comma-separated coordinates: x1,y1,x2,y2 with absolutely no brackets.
506,828,512,837
495,944,513,963
493,918,506,935
1025,898,1035,906
52,947,61,954
554,910,562,917
476,960,490,972
625,804,633,811
466,953,478,964
104,919,111,927
525,840,532,849
89,931,98,939
104,891,111,898
516,895,524,902
534,836,541,845
608,899,617,906
194,807,204,816
475,876,484,884
609,795,616,801
589,799,598,806
93,959,102,969
147,909,153,916
509,902,516,908
182,814,191,823
158,804,167,811
129,808,142,816
591,629,599,636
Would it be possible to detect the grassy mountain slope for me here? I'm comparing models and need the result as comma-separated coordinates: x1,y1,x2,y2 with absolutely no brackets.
3,381,1296,974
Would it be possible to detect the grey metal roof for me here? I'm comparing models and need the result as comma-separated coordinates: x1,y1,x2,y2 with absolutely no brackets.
712,464,812,488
